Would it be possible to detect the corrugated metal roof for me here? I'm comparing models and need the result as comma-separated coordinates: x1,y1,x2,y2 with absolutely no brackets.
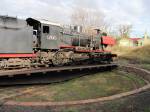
129,38,142,41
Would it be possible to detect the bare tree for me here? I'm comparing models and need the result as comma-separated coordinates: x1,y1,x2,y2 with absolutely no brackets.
118,24,132,38
71,8,88,28
71,8,110,35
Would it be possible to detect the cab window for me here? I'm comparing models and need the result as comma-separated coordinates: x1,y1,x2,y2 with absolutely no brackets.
43,26,49,33
33,30,37,35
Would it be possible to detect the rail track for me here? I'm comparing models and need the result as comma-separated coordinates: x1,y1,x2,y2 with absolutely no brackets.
0,64,117,77
0,63,117,103
0,63,117,85
0,63,149,108
0,63,149,109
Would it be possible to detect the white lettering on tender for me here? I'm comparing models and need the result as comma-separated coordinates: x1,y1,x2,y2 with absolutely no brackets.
47,35,57,40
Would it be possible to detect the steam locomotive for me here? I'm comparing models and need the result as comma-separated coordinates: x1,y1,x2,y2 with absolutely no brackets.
0,15,116,69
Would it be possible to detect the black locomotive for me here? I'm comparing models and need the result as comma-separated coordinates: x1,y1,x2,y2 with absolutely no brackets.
0,15,116,69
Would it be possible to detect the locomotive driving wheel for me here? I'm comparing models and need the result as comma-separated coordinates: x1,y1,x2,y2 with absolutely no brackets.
52,52,66,66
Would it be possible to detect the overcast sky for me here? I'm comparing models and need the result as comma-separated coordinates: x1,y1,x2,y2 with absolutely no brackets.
0,0,149,37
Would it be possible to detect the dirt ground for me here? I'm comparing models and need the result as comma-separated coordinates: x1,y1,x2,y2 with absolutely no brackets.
0,88,150,112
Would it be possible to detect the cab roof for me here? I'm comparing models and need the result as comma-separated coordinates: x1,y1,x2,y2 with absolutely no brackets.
26,18,61,26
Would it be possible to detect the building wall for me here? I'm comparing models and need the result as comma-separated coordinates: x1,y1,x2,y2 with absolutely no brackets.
119,37,150,47
144,39,150,45
143,32,150,45
119,38,132,47
119,39,144,47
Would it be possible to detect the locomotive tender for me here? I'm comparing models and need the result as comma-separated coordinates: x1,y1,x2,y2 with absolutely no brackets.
0,15,116,69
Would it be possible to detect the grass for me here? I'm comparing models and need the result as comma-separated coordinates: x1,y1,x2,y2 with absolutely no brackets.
112,45,150,58
139,64,150,70
123,45,150,63
11,70,146,102
144,107,150,112
113,45,150,70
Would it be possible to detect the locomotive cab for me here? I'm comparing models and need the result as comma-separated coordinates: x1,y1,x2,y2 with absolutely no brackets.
26,18,62,50
26,18,41,48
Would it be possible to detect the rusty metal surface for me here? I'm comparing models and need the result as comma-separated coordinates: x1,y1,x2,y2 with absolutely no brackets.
0,64,117,77
0,64,117,86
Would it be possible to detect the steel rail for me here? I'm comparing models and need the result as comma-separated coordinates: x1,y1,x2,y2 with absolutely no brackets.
0,63,117,77
1,64,149,107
